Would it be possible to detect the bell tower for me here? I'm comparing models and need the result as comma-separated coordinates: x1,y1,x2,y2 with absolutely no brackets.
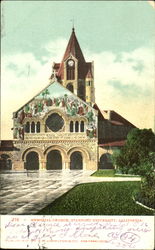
51,28,95,104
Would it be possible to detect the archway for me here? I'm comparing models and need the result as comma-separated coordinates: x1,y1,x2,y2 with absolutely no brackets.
70,151,83,170
46,150,62,170
99,153,113,169
0,154,12,170
25,151,39,170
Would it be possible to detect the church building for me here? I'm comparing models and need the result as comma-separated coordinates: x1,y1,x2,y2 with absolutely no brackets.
0,28,135,171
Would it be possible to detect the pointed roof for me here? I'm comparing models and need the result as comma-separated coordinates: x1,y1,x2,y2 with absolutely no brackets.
86,68,93,78
57,28,86,79
62,28,85,63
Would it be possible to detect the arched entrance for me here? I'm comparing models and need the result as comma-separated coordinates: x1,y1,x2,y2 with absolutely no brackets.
99,153,113,169
25,151,39,170
0,154,12,170
70,151,83,170
46,150,62,170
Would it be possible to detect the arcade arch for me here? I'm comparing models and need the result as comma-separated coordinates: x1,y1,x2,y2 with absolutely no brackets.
99,153,114,169
0,154,12,170
67,147,90,170
22,147,44,170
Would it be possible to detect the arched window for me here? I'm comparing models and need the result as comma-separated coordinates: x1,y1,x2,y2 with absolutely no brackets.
25,122,30,133
66,83,74,93
36,122,40,133
75,121,79,132
80,121,84,132
31,122,35,133
67,60,75,80
70,121,74,132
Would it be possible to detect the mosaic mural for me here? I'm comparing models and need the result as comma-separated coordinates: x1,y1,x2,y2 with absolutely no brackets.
13,82,97,139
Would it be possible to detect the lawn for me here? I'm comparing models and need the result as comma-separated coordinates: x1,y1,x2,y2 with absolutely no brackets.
37,181,154,215
91,169,140,178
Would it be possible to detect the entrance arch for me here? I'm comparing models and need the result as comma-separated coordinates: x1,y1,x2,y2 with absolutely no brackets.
99,153,113,169
46,150,62,170
0,154,12,170
70,151,83,170
25,151,39,170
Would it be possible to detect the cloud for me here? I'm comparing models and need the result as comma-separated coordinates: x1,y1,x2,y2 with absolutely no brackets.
1,38,154,139
83,46,154,130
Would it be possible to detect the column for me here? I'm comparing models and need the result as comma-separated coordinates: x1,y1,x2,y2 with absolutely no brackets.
35,123,37,133
64,161,70,170
12,160,25,171
83,162,87,170
40,160,47,170
74,88,77,95
73,121,75,133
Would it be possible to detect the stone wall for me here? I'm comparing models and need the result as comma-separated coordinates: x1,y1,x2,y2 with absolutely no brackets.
12,138,98,171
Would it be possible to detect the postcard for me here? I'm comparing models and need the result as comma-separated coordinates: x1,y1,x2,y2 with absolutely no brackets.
1,1,154,249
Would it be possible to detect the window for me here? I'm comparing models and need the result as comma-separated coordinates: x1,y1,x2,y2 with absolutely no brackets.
46,113,64,132
67,60,75,80
36,122,40,133
75,121,79,132
25,122,30,133
80,121,84,132
31,122,35,133
70,121,74,132
86,81,91,86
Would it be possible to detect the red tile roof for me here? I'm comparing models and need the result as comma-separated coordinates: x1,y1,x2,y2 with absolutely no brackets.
0,140,16,151
1,140,14,147
85,63,93,78
93,103,106,121
53,63,60,72
102,110,136,127
99,140,126,147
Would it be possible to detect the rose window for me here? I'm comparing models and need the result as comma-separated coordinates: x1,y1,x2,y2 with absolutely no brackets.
46,113,64,132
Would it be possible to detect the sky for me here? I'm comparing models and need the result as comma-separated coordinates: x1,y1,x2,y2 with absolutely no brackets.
1,0,155,139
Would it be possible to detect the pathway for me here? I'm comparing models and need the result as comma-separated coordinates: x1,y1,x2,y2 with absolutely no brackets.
0,170,141,215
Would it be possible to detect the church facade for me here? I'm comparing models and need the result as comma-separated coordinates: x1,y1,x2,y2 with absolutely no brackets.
0,29,135,171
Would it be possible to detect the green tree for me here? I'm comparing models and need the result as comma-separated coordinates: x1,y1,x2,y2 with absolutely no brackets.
113,128,155,174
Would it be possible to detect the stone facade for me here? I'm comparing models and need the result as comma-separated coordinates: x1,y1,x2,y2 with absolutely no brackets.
0,28,135,171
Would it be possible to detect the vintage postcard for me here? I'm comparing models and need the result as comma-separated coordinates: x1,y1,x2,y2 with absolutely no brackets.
1,1,154,249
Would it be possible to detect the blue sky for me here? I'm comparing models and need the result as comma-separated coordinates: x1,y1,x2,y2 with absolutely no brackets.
1,1,155,139
2,1,154,55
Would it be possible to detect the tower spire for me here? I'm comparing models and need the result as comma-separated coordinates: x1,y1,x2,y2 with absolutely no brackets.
70,18,75,31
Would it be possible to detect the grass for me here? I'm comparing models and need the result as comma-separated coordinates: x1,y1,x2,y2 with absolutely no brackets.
91,169,116,177
37,181,154,215
91,169,140,178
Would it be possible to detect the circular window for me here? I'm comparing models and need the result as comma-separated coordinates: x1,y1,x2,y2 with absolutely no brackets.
46,113,64,132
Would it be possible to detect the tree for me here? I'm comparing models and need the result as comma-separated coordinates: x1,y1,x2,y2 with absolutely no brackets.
113,128,155,209
113,128,155,174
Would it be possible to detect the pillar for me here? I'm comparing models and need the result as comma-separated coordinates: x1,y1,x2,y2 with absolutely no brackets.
83,162,87,170
12,160,25,171
40,160,47,170
64,161,70,170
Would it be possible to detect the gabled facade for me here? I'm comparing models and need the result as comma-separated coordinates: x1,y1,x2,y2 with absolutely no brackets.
0,28,135,171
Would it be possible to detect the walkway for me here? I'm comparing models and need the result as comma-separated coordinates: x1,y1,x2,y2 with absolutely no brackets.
0,170,141,215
